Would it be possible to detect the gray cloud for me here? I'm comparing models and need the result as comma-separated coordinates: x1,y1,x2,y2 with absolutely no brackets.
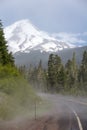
52,32,86,45
0,0,87,34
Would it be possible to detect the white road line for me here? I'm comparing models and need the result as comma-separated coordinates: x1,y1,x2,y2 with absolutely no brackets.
73,110,83,130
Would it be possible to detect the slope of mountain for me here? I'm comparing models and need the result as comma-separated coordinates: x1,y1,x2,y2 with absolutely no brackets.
4,19,77,54
14,46,87,67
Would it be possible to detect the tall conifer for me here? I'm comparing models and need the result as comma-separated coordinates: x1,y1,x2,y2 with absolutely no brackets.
0,20,14,65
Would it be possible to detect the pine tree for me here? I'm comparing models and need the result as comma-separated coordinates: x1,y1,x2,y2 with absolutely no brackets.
37,60,43,80
72,52,78,84
48,54,56,89
65,53,78,88
0,20,14,65
37,60,46,91
57,65,67,89
65,59,74,87
80,51,87,82
54,55,62,86
48,54,63,91
37,60,43,86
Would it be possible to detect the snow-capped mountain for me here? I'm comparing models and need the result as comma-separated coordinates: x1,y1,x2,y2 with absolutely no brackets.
4,19,76,54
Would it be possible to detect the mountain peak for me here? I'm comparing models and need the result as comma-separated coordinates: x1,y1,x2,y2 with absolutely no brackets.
4,19,76,54
11,19,38,30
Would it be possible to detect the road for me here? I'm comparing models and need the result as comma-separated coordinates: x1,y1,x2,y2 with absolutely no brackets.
38,93,87,130
0,93,87,130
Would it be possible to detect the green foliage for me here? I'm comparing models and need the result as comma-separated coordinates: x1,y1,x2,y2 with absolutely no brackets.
65,53,78,88
57,66,67,88
0,65,37,120
0,20,14,66
0,65,19,78
80,51,87,82
47,54,62,91
27,51,87,95
18,51,87,96
48,54,56,87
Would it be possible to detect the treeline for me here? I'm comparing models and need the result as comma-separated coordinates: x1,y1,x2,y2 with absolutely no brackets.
20,51,87,95
47,52,87,93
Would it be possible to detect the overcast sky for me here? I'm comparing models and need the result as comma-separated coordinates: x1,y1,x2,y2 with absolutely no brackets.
0,0,87,45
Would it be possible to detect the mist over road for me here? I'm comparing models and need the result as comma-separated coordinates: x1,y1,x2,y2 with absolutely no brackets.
0,93,87,130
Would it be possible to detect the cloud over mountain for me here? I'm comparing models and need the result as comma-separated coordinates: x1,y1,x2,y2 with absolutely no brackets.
52,32,87,46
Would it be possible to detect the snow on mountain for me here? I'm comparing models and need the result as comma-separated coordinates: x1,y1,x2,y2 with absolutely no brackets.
4,19,76,54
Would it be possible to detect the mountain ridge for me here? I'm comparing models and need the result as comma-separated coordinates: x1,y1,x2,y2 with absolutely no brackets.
14,46,87,67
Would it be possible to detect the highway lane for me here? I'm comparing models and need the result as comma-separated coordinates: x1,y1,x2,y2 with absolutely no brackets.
38,93,87,130
65,97,87,130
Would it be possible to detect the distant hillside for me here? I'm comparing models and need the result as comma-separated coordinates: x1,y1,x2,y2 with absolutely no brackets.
14,46,87,67
58,45,87,64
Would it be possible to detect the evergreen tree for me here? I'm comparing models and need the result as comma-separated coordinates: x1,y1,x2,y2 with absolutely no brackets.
48,54,63,91
37,60,43,86
19,65,27,78
57,65,67,90
65,59,74,87
80,51,87,82
37,60,43,80
54,55,62,86
8,52,14,66
72,52,78,84
48,54,56,89
65,53,78,88
37,60,46,91
27,64,34,82
0,20,14,65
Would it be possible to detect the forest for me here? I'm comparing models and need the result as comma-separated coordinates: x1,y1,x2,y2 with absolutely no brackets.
20,51,87,95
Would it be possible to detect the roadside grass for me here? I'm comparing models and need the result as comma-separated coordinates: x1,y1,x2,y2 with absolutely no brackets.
0,66,51,120
18,99,52,119
0,65,40,120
